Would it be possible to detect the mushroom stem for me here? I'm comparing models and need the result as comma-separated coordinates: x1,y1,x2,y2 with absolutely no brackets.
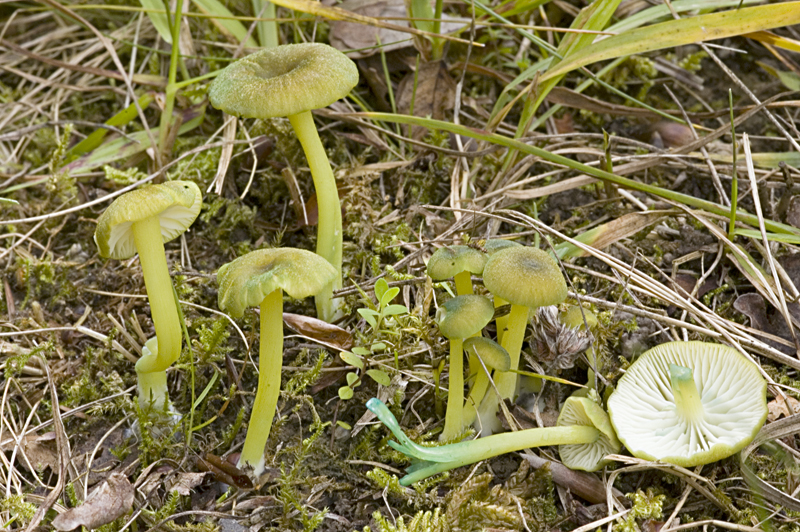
132,215,182,405
463,354,488,427
239,288,284,476
453,271,473,295
441,337,465,441
137,359,168,411
669,364,704,422
288,111,342,322
476,303,528,434
494,295,509,344
367,398,599,485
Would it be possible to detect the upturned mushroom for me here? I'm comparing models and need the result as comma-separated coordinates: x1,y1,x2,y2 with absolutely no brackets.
367,395,612,484
436,295,494,441
217,248,336,477
477,246,567,434
208,43,358,322
607,341,767,467
94,180,202,414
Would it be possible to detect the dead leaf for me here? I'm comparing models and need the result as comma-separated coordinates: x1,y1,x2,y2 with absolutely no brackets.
397,61,456,141
329,0,464,59
0,432,58,473
52,472,134,531
283,313,353,350
166,472,210,496
768,395,800,421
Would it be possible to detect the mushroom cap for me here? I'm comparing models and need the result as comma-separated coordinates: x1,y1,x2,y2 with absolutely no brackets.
607,341,767,467
482,239,522,255
482,247,567,308
557,395,621,471
94,180,202,260
426,245,487,280
436,295,494,339
463,337,510,371
208,43,359,119
217,248,337,318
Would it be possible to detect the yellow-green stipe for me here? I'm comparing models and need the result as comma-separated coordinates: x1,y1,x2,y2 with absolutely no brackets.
137,355,169,411
453,271,473,295
132,216,182,406
476,303,528,434
239,289,283,475
669,364,704,423
288,111,342,322
441,337,465,442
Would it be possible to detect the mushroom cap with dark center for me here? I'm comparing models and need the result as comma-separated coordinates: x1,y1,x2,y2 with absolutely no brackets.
217,248,337,318
427,245,487,280
436,295,494,339
463,337,510,372
208,43,359,119
607,341,768,467
94,180,202,260
482,247,567,308
558,395,620,471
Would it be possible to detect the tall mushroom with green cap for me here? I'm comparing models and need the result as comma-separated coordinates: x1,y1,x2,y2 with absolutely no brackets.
217,248,336,477
427,245,487,296
436,295,494,441
607,341,767,467
482,239,522,343
94,180,202,413
478,246,567,435
208,43,359,322
366,396,611,484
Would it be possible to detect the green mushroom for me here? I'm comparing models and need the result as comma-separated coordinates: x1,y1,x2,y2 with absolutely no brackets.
436,295,494,441
367,395,614,484
462,336,510,428
427,245,487,296
217,248,336,477
478,246,567,435
208,43,359,322
607,341,767,467
94,181,202,414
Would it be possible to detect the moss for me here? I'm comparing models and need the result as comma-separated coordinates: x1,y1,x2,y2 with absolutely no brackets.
618,489,666,532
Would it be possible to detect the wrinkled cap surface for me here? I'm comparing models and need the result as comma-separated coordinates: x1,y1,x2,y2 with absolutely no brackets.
217,248,336,318
94,181,202,260
436,295,494,339
208,43,359,118
463,336,510,371
426,245,487,280
607,341,767,467
558,395,620,471
482,246,567,308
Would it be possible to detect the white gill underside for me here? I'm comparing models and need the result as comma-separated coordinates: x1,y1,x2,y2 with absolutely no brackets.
609,344,765,460
107,205,198,258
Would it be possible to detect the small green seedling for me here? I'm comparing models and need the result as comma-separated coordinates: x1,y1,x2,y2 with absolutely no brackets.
339,278,408,400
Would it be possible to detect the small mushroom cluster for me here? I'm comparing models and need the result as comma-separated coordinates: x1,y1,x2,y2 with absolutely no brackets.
372,337,768,484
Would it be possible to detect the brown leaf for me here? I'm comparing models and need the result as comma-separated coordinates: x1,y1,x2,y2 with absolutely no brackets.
166,472,210,496
768,395,800,422
329,0,464,59
283,312,353,350
0,432,58,473
397,61,456,141
51,472,134,531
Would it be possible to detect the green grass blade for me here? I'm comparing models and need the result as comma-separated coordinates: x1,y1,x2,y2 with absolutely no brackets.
192,0,258,48
542,2,800,82
139,0,174,42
